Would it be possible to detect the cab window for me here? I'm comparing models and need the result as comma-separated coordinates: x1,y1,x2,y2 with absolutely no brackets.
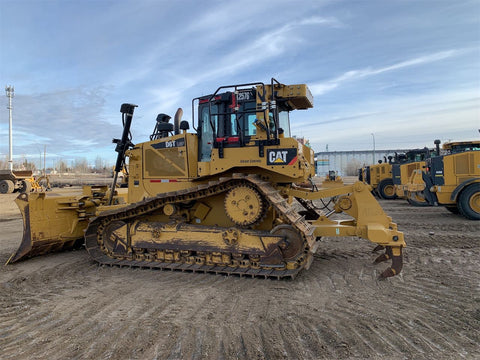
199,105,217,161
279,111,290,137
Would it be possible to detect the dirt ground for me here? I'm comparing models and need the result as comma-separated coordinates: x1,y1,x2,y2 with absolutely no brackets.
0,188,479,359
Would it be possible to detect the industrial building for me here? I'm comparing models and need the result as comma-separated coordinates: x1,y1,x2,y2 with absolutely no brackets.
315,149,410,176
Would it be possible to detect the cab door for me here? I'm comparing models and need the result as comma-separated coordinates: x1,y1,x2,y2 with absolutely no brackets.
198,104,218,162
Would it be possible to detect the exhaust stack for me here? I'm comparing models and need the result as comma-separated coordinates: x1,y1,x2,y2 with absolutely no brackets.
434,139,441,156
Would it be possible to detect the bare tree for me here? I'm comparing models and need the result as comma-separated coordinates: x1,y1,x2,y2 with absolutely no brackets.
73,158,89,174
22,158,36,171
344,159,362,176
94,156,107,173
58,160,68,173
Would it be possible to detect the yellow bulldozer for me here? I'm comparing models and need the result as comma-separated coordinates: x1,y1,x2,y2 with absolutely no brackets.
8,79,405,279
404,140,480,219
320,170,344,188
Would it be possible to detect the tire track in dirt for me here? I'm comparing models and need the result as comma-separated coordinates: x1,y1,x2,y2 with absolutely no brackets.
1,256,479,360
1,198,480,359
303,229,479,358
1,260,245,359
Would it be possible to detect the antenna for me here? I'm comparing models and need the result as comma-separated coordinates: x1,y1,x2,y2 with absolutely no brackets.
5,85,14,171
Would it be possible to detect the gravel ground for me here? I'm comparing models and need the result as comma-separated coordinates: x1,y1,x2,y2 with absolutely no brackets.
0,189,479,359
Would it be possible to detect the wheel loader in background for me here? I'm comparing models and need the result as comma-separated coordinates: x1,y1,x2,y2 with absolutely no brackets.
8,79,405,279
393,142,438,206
360,146,434,200
405,140,480,219
359,160,396,199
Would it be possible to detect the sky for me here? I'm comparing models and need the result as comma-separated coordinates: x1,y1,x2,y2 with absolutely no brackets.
0,0,479,168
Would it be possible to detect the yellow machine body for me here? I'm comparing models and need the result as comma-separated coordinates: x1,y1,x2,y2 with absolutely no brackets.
126,133,315,202
0,170,46,194
320,171,344,188
395,161,426,197
360,163,397,199
10,80,405,279
428,150,480,218
365,163,392,188
402,141,480,219
394,161,429,206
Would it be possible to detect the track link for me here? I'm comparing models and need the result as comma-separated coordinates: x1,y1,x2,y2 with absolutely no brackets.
84,174,317,279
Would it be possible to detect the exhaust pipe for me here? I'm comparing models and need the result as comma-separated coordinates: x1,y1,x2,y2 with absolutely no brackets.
434,139,441,156
174,108,183,135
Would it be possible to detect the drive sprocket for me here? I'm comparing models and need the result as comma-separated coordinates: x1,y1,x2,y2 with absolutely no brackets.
224,184,265,226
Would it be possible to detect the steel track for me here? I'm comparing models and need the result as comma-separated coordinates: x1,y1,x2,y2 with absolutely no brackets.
84,174,317,279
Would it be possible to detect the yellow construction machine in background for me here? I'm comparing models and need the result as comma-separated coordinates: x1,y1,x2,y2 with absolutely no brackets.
359,160,396,199
393,142,438,206
320,170,344,188
0,170,46,194
8,79,405,279
403,140,480,219
396,163,429,206
360,146,435,201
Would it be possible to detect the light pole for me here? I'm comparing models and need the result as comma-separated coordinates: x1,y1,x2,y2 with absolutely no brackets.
35,145,42,174
5,85,14,171
371,133,375,164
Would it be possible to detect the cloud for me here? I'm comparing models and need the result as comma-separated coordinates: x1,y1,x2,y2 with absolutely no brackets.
0,86,123,163
299,16,344,27
143,14,343,100
130,13,345,135
310,49,469,95
294,89,480,151
2,0,478,166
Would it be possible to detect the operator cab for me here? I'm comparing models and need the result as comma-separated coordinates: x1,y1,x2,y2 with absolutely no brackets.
405,148,431,162
443,141,480,154
392,148,431,164
194,84,292,162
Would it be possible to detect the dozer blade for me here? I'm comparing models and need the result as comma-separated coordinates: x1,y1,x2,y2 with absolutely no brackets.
6,190,100,264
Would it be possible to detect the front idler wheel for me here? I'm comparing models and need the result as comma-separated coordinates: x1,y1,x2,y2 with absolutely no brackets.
271,225,305,260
